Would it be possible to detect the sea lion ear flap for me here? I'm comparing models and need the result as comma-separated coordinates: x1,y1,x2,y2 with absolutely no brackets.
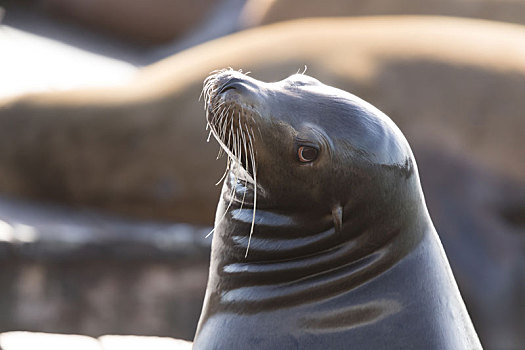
332,205,343,233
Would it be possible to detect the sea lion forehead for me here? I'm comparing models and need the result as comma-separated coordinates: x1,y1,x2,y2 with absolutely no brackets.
265,78,378,135
274,74,351,100
259,76,358,115
271,79,412,168
281,73,322,87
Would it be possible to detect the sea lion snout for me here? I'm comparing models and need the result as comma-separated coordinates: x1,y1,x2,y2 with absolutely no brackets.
206,70,265,108
218,77,251,95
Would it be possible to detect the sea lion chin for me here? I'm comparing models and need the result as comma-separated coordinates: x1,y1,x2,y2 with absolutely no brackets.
195,69,481,349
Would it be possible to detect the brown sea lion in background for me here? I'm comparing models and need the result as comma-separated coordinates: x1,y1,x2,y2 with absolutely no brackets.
139,16,525,183
0,87,224,224
39,0,218,45
415,146,524,349
240,0,525,28
0,16,523,223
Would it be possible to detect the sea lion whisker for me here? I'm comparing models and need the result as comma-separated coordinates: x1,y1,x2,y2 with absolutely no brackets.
200,83,207,103
245,128,257,258
226,123,234,157
215,157,230,186
302,65,308,74
202,84,215,107
236,112,244,168
212,101,226,114
229,112,236,157
213,100,224,114
212,105,244,187
217,109,226,135
235,125,242,168
239,122,250,210
215,170,228,187
209,109,236,162
214,110,227,158
215,113,225,142
217,109,230,154
222,106,233,138
199,86,205,102
229,131,240,211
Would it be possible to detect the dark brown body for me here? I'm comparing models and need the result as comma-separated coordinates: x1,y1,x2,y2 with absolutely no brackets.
193,71,481,349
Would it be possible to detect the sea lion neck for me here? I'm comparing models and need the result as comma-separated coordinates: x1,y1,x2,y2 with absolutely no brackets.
203,171,429,312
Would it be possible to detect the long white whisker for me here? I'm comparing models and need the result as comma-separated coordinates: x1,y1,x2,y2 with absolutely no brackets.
239,122,249,210
215,157,230,186
245,128,257,258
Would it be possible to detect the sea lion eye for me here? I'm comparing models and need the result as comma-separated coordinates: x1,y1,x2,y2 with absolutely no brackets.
297,146,318,162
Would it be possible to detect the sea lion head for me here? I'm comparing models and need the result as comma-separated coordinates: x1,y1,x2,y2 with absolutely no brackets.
203,68,420,236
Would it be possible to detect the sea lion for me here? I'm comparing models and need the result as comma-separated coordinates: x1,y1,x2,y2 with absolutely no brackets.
240,0,525,29
193,69,481,349
40,0,217,45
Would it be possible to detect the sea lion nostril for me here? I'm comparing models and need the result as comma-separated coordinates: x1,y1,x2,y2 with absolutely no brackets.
218,78,248,94
220,85,237,94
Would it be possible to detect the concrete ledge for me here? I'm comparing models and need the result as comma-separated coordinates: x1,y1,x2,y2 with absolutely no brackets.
0,332,193,350
99,335,192,350
0,332,102,350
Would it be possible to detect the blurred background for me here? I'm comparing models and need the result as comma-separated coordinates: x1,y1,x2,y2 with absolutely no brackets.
0,0,524,349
